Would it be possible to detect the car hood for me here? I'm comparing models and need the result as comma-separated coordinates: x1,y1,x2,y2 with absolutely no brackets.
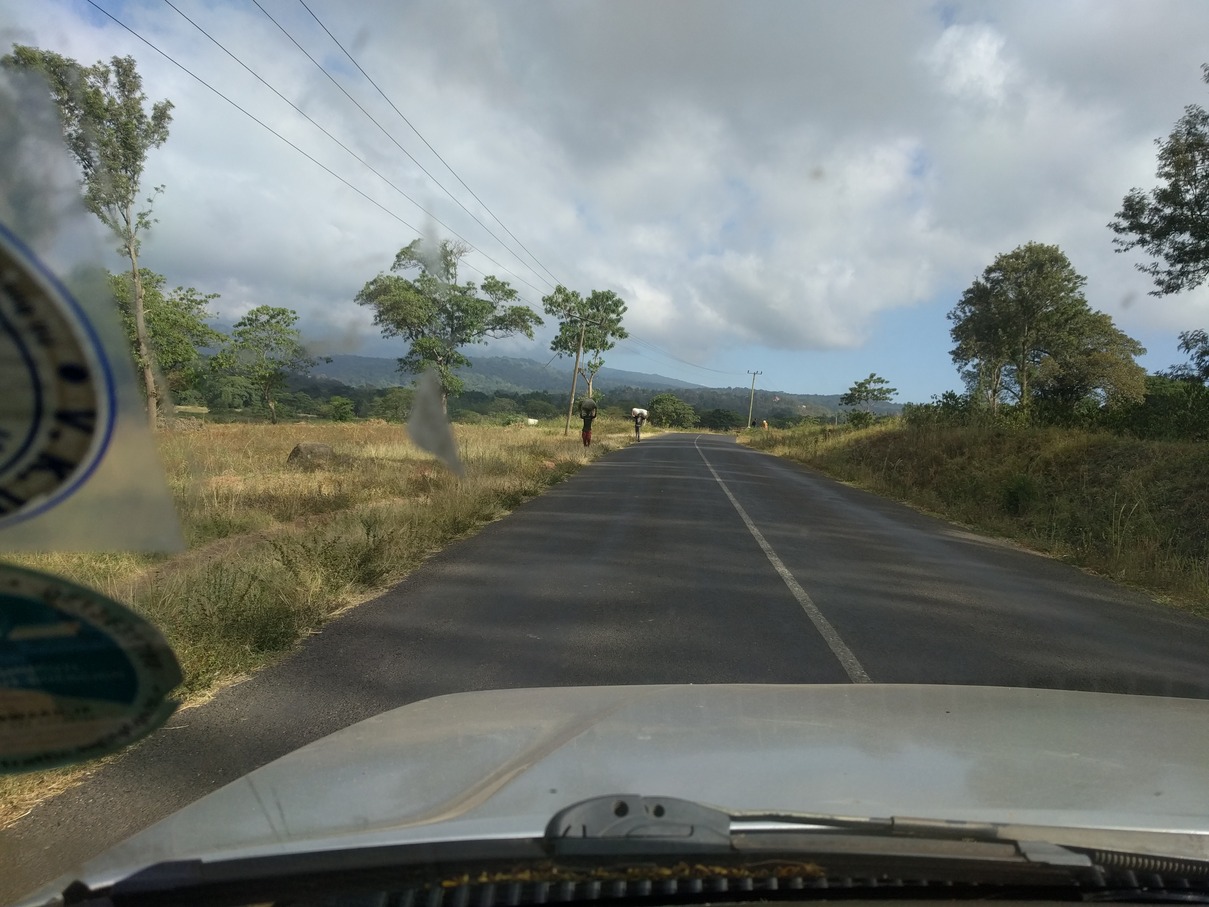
23,683,1209,900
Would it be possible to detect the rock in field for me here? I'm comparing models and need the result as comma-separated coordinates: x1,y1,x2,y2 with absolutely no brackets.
286,441,336,468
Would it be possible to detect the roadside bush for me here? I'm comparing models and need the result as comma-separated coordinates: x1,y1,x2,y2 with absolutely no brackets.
846,410,874,429
649,392,697,428
326,396,356,421
1105,375,1209,441
698,408,744,430
370,387,413,422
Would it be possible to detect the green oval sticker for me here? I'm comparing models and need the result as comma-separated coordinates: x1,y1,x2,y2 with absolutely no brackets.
0,563,181,773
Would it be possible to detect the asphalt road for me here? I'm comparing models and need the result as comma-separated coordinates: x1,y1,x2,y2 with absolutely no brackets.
5,432,1209,900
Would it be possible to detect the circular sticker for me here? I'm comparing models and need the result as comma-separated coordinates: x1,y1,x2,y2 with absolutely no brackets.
0,563,182,773
0,222,115,527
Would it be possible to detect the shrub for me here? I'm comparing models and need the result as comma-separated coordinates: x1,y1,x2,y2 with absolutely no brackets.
649,393,697,428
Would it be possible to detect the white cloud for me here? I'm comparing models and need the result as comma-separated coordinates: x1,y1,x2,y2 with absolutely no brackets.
927,24,1015,105
2,0,1209,396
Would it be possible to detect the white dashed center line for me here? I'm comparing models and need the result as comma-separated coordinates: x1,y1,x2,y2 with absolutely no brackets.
696,436,872,684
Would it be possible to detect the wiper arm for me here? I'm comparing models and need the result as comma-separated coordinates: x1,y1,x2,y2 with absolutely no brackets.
50,795,1209,907
547,794,1088,865
545,793,734,853
547,795,1209,896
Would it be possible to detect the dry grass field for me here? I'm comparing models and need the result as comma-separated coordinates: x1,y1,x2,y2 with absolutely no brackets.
1,416,634,825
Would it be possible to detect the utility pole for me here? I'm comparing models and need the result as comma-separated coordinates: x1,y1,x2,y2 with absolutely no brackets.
746,370,762,428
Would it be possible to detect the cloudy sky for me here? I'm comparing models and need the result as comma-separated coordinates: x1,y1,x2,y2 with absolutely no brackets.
3,0,1208,401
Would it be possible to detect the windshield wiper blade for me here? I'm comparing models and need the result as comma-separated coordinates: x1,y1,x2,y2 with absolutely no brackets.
52,795,1209,907
546,794,1087,861
546,795,1209,898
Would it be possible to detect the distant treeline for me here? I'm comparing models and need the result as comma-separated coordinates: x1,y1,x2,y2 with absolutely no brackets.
183,375,892,430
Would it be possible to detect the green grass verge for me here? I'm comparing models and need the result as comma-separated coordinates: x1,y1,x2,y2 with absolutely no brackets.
741,421,1209,614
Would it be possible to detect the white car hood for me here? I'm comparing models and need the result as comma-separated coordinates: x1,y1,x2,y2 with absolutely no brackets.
25,683,1209,899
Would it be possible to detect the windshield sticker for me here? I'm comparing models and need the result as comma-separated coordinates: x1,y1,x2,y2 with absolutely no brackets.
0,563,182,774
0,223,114,528
0,68,181,552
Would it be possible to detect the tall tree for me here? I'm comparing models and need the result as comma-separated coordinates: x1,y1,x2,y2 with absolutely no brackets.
950,243,1146,419
839,373,897,408
948,279,1010,410
109,270,225,405
1031,310,1147,422
839,373,897,428
950,243,1088,410
3,46,173,426
542,285,629,398
355,238,542,408
1110,64,1209,297
220,306,316,424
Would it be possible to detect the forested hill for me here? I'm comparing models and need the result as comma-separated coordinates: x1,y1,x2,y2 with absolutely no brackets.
305,355,900,420
311,354,704,394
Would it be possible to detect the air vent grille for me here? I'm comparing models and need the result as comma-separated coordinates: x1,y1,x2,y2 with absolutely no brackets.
312,874,970,907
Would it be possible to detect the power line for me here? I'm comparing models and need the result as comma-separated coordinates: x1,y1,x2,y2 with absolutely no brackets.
297,0,566,289
248,0,557,292
88,2,740,380
171,6,737,373
85,0,426,238
618,335,745,377
159,0,546,296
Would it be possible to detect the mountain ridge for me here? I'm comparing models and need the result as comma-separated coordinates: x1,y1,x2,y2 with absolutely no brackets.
306,354,900,417
310,354,705,394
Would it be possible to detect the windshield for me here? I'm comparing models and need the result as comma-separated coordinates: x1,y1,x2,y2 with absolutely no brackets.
2,1,1209,905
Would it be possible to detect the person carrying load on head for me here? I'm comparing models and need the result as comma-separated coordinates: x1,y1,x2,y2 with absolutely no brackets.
579,398,597,448
631,407,649,441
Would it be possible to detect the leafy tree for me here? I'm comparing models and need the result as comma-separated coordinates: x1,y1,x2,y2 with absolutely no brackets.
840,373,897,429
948,278,1009,409
948,243,1144,418
840,373,897,411
1166,329,1209,383
354,238,543,408
281,390,318,416
370,387,414,422
4,47,173,426
523,398,558,419
648,393,697,428
109,269,224,405
1031,310,1146,422
200,373,256,412
487,396,520,414
542,285,629,398
220,306,316,424
1110,64,1209,296
698,408,745,430
326,396,356,422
